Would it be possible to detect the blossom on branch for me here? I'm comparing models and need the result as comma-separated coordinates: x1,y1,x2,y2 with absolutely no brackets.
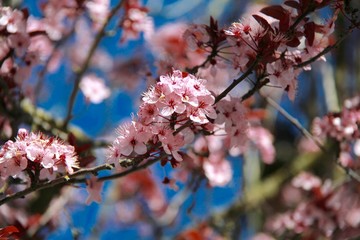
0,129,78,187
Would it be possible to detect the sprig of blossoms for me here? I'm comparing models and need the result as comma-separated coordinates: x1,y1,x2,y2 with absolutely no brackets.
268,173,360,239
108,69,217,165
0,129,78,187
312,96,360,168
119,0,154,43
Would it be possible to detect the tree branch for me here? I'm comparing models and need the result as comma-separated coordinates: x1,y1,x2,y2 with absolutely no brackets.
265,96,360,183
62,0,125,128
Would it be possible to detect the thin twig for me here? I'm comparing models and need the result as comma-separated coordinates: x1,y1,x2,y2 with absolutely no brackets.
0,164,113,205
214,56,261,104
295,30,352,69
62,1,124,128
265,96,360,183
34,25,77,104
97,158,161,182
0,156,163,205
265,96,326,151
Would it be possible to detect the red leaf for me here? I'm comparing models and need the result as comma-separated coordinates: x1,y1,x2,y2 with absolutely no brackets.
284,0,301,10
260,5,287,20
0,226,19,238
20,8,29,19
252,14,272,31
286,36,301,47
260,5,290,32
304,22,315,46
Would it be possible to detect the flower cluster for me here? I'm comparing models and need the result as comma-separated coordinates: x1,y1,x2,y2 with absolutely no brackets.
108,69,217,164
119,0,154,43
85,0,110,30
148,23,206,74
267,173,360,239
180,2,340,101
0,129,78,188
79,74,111,104
312,96,360,168
0,7,38,85
225,2,339,100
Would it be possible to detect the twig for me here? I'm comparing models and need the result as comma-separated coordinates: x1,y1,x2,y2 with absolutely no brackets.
34,25,77,104
214,56,261,104
0,164,113,205
62,1,124,128
295,30,352,69
264,96,360,183
97,158,161,182
265,96,326,151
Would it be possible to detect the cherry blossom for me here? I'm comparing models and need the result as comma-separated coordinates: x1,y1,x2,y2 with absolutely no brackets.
86,0,110,30
120,0,154,43
0,129,78,187
79,74,111,104
85,176,104,205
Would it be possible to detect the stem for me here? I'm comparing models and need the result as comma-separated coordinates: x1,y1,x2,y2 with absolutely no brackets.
295,30,352,69
0,164,113,206
0,157,162,205
265,96,360,183
62,1,124,128
97,158,161,182
34,25,77,104
265,96,326,152
214,56,261,104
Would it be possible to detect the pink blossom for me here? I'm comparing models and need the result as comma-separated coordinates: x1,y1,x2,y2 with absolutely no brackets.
7,33,30,57
159,92,186,116
203,156,232,187
114,122,148,156
162,134,185,161
85,176,104,205
0,38,10,60
86,0,110,30
183,24,210,51
120,0,154,43
266,60,297,100
292,172,322,191
0,7,26,34
189,95,216,124
0,129,78,182
79,74,111,104
247,126,275,164
147,23,205,70
138,103,159,125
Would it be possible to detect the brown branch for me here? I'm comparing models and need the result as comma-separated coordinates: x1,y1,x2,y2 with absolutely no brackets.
0,164,113,206
62,0,124,128
97,158,161,182
265,96,360,183
214,56,261,104
34,25,77,103
295,30,352,69
265,96,326,152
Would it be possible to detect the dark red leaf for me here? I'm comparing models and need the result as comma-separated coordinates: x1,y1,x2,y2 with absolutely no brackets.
160,159,167,166
260,5,287,20
21,8,29,19
284,0,301,10
0,226,19,238
162,177,170,184
260,5,290,32
78,155,96,167
252,14,272,31
279,14,290,32
304,22,315,46
286,36,301,47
